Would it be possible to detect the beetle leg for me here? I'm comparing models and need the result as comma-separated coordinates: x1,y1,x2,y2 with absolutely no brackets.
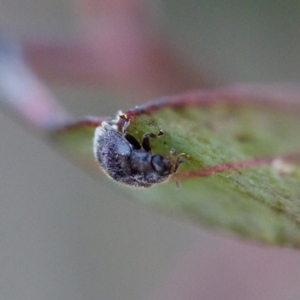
119,117,142,149
142,130,164,152
119,113,131,135
122,119,130,135
173,153,190,173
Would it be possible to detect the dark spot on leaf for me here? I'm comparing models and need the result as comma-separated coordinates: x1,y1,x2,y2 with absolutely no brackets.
235,132,254,143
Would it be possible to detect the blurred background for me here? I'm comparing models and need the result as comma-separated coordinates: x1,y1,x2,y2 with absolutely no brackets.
1,1,300,299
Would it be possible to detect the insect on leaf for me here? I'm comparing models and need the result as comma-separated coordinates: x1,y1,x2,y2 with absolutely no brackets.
50,86,300,248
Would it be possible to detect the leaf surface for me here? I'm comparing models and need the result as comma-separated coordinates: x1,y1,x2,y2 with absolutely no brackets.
51,87,300,247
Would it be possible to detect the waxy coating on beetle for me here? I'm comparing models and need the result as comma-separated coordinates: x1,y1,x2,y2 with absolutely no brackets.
93,113,186,187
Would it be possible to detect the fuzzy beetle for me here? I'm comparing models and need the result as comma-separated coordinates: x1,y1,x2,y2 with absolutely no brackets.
93,114,185,187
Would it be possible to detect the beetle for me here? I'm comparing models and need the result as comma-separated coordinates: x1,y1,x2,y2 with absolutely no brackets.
93,114,185,187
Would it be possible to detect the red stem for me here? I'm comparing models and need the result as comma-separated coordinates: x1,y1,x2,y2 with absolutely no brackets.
176,153,300,180
49,115,109,133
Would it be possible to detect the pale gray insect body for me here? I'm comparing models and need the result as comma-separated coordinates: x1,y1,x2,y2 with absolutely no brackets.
93,117,184,188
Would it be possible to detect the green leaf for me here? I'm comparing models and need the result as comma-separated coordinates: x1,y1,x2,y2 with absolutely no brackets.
50,89,300,248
